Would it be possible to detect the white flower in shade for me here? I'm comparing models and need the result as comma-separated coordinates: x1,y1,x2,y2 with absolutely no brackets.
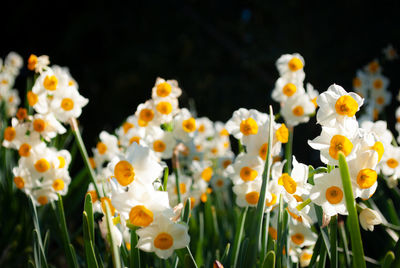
4,52,23,75
379,144,400,177
233,180,268,207
190,160,214,183
245,119,283,160
383,44,398,61
144,126,176,159
286,199,314,228
196,117,215,138
111,180,173,228
5,89,20,117
203,135,232,159
288,221,317,248
316,84,363,127
387,175,398,189
299,249,314,267
53,149,72,171
361,120,393,149
27,54,50,73
364,59,381,75
310,168,348,217
116,115,138,141
136,214,190,259
190,179,209,207
31,113,66,141
281,93,315,127
306,83,319,108
167,173,192,207
271,156,311,206
119,125,146,149
3,118,37,149
50,86,88,122
210,175,231,192
172,108,197,142
225,153,264,185
151,77,182,100
271,77,305,103
99,216,122,247
225,108,268,143
31,187,58,206
135,100,158,127
371,87,392,113
308,120,359,165
109,142,163,187
359,208,382,231
12,165,34,193
153,97,179,124
276,53,306,81
93,131,120,165
27,90,48,114
369,74,389,92
41,168,71,196
352,70,369,98
32,67,70,98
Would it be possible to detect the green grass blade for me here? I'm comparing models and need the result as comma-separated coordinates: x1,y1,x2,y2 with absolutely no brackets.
329,215,338,268
309,233,322,267
338,152,366,268
104,201,121,268
382,251,394,268
130,228,140,268
182,198,191,224
84,193,95,241
339,220,351,268
262,250,275,268
163,167,169,191
220,243,230,265
83,211,99,268
230,207,248,267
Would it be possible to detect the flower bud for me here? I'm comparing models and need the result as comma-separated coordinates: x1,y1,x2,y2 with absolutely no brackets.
359,208,382,231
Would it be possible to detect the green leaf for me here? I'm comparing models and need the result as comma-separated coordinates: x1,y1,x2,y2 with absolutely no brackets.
182,198,191,224
163,167,169,191
339,220,351,268
308,233,322,267
382,251,394,268
329,215,338,268
338,152,366,268
84,193,95,241
262,251,275,268
130,228,141,268
83,211,99,268
104,201,121,268
230,207,248,267
176,247,197,268
220,243,230,265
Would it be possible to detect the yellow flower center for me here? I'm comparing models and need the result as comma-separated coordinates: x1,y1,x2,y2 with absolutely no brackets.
387,158,399,169
291,233,305,245
325,186,343,204
14,176,25,189
43,75,58,91
373,79,383,90
34,158,50,173
86,190,98,203
266,193,277,207
156,101,173,115
201,192,208,203
353,77,362,88
174,183,187,195
27,91,38,106
259,143,269,160
368,61,379,73
53,179,65,191
139,108,154,123
278,173,297,194
18,143,31,157
276,123,289,143
4,127,16,141
201,167,213,182
129,205,154,227
57,156,66,168
182,117,196,133
292,106,304,116
219,128,229,136
376,96,385,105
33,118,47,133
371,141,384,162
154,232,174,250
97,142,107,154
17,108,28,120
38,196,48,205
288,57,303,72
329,135,353,160
301,252,313,261
61,98,74,111
335,95,358,116
27,54,38,70
240,166,258,182
129,136,141,145
89,157,96,169
357,169,377,189
287,207,303,222
156,82,172,97
153,140,166,152
223,160,232,169
114,160,135,186
101,197,115,215
122,122,134,134
240,118,258,136
198,124,205,133
311,97,318,108
282,83,297,96
216,179,224,187
245,191,260,205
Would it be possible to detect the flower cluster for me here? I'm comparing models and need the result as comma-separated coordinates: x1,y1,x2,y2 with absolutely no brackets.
0,52,23,117
2,54,88,205
272,53,317,127
87,77,236,258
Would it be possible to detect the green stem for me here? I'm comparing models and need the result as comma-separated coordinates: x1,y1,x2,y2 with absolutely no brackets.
231,207,248,267
296,198,311,211
173,167,181,204
104,201,121,268
329,215,338,268
339,220,351,268
130,228,140,268
284,127,293,173
338,152,366,268
70,118,101,198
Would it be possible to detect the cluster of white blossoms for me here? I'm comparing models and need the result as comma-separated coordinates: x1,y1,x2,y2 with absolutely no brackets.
88,77,235,259
0,52,23,117
2,54,88,205
272,53,317,127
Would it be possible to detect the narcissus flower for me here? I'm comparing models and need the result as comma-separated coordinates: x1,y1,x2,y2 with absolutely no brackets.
172,108,197,142
288,221,317,248
31,113,66,141
50,86,88,122
226,153,264,185
272,77,305,103
310,168,348,217
276,53,306,81
281,93,315,127
359,207,382,231
316,84,363,127
382,44,398,61
380,145,400,177
93,131,120,165
136,215,190,259
144,126,176,159
151,77,182,100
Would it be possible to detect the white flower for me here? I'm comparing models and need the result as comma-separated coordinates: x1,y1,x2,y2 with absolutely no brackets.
50,86,88,122
167,173,192,207
99,216,123,247
359,208,382,231
226,153,264,185
371,86,392,113
93,131,120,165
136,215,190,259
352,70,369,98
299,249,314,267
306,83,319,108
233,180,268,207
31,113,66,141
271,77,305,103
379,144,400,177
281,93,315,127
135,100,158,127
316,84,363,127
289,221,317,248
151,77,182,100
4,52,23,75
190,160,214,183
119,125,146,149
310,168,348,217
364,59,381,75
172,108,197,142
382,44,398,61
144,126,176,159
27,54,50,73
276,53,306,81
153,97,179,124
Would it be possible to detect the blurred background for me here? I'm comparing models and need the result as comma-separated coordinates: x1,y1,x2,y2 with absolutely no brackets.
2,0,400,165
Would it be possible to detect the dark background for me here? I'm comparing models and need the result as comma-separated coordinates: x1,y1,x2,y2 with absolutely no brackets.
2,0,400,165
